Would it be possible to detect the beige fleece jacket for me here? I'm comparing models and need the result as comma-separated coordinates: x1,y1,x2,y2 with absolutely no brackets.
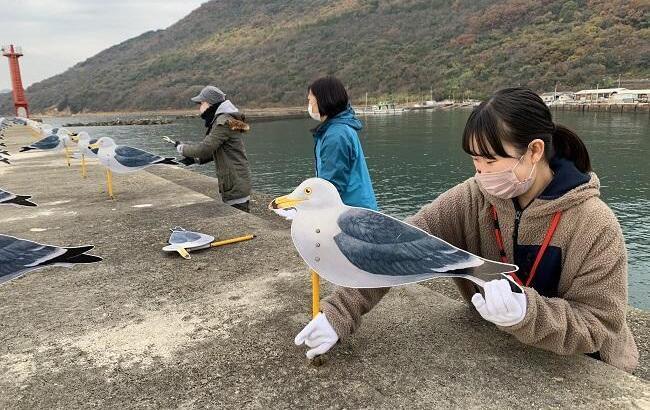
321,174,639,373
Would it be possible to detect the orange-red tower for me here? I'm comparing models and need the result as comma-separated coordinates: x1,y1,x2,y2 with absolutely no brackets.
2,44,29,117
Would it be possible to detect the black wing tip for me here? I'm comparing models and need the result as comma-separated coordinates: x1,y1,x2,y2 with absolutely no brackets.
65,254,103,264
11,195,37,207
64,244,95,255
45,245,102,266
19,146,34,152
160,157,178,165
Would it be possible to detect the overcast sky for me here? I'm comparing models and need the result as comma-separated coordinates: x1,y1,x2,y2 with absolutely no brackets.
0,0,205,91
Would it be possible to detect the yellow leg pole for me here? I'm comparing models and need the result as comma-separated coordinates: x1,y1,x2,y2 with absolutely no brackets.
64,147,71,167
81,154,87,178
106,168,114,199
209,234,256,248
176,247,191,259
311,270,320,319
104,168,109,196
309,270,325,365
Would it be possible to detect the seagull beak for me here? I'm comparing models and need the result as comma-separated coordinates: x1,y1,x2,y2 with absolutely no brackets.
88,142,100,149
70,135,79,142
269,194,303,210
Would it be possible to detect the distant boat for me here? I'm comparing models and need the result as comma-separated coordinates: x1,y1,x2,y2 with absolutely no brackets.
460,99,481,108
412,100,437,110
355,102,408,115
410,99,458,110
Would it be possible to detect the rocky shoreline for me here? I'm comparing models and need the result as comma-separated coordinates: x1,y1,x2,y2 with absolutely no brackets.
62,118,174,127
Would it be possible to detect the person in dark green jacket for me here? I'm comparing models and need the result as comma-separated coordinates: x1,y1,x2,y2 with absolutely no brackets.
172,86,252,212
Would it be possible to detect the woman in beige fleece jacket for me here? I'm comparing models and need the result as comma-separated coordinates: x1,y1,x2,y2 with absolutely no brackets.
294,88,639,373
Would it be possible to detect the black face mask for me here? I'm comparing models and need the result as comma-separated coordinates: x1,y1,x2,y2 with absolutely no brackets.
200,101,222,128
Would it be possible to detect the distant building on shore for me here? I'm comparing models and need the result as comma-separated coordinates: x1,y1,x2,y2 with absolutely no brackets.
537,86,649,106
574,88,627,102
610,89,649,103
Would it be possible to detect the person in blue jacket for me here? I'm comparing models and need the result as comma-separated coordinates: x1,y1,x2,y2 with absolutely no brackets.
307,76,378,210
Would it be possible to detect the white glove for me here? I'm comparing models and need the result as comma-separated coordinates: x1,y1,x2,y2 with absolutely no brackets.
471,278,527,327
176,144,184,154
294,312,339,359
272,208,297,221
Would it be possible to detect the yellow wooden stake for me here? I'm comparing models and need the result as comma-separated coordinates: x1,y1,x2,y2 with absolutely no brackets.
106,168,114,199
174,235,255,260
309,269,325,365
210,234,256,248
166,234,258,260
81,153,87,178
176,247,191,259
64,147,71,167
310,269,320,319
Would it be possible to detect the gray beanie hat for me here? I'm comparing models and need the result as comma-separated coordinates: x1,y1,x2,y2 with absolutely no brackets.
191,86,226,105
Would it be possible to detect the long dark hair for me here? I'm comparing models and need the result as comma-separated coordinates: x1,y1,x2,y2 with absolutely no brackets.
462,87,591,173
308,76,349,118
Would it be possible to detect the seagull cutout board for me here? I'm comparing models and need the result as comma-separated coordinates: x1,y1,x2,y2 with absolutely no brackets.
75,132,98,178
0,234,102,285
88,137,178,199
162,227,256,259
270,178,522,293
163,227,215,259
91,137,177,174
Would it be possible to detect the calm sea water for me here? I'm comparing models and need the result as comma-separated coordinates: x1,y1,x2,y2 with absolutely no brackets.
45,109,650,309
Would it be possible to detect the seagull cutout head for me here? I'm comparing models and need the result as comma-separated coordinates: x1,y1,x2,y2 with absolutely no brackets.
59,134,77,146
77,131,90,141
88,137,115,163
76,131,90,145
54,127,71,136
271,177,521,292
77,132,97,156
90,136,116,150
269,178,343,212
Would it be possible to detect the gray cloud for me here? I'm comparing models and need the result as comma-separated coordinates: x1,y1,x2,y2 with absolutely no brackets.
0,0,205,90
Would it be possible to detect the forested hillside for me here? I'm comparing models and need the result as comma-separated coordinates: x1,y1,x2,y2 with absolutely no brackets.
2,0,648,114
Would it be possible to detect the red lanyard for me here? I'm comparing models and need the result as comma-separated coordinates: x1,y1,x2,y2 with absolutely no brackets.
490,205,562,287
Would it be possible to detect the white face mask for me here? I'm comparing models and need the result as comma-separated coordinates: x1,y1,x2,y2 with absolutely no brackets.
307,103,321,122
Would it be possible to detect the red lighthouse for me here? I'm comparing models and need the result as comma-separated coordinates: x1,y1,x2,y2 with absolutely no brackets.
2,44,29,118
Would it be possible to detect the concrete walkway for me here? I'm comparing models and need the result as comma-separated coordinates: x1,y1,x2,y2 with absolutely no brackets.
0,127,648,408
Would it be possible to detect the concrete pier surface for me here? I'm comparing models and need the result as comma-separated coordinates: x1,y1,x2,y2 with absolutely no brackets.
0,127,648,409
